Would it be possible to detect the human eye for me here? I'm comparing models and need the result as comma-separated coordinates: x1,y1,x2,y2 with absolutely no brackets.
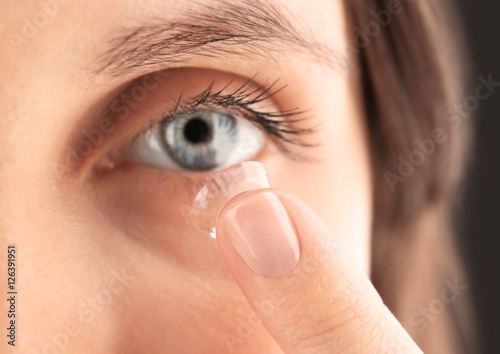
101,74,313,173
128,108,264,171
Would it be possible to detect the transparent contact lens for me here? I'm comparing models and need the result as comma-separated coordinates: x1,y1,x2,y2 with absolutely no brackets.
190,161,270,238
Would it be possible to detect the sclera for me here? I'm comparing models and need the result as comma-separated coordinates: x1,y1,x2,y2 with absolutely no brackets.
190,161,270,238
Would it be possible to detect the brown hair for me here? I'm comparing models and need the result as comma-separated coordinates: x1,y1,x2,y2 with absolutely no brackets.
345,0,477,352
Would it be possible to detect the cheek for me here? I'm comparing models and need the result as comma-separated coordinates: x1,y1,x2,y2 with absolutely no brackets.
308,119,372,275
262,73,373,274
1,173,123,351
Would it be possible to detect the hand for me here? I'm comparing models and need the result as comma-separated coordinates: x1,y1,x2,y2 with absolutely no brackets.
216,190,422,353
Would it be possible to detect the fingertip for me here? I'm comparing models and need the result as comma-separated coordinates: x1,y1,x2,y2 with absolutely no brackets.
216,189,300,278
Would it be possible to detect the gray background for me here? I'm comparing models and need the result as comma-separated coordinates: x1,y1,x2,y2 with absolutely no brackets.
456,0,500,353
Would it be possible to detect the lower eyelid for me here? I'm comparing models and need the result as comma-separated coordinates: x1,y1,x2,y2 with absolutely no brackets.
88,164,221,233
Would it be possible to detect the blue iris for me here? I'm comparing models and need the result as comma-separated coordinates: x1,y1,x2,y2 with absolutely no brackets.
162,109,238,170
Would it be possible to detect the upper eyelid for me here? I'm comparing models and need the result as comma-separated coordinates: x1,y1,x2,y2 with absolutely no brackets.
128,78,288,141
172,78,284,114
134,78,318,154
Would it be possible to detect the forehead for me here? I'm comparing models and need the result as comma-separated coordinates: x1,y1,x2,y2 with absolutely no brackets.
0,0,345,70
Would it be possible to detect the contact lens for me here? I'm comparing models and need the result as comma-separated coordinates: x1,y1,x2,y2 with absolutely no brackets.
190,161,270,238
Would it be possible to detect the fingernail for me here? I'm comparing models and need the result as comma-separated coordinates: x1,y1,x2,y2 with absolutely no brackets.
221,191,300,277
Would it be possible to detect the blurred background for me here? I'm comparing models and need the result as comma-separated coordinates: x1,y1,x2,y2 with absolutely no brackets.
456,0,500,353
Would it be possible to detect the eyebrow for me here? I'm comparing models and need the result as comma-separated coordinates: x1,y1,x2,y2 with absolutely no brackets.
95,0,347,77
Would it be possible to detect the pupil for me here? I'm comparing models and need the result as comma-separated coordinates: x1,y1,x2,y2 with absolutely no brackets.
184,118,210,144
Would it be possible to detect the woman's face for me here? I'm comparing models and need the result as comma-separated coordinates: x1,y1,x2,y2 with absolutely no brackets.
1,0,372,352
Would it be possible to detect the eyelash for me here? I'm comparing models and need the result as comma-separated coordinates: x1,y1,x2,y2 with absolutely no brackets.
135,77,316,154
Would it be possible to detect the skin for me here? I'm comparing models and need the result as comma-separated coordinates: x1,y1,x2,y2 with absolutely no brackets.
0,0,421,353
